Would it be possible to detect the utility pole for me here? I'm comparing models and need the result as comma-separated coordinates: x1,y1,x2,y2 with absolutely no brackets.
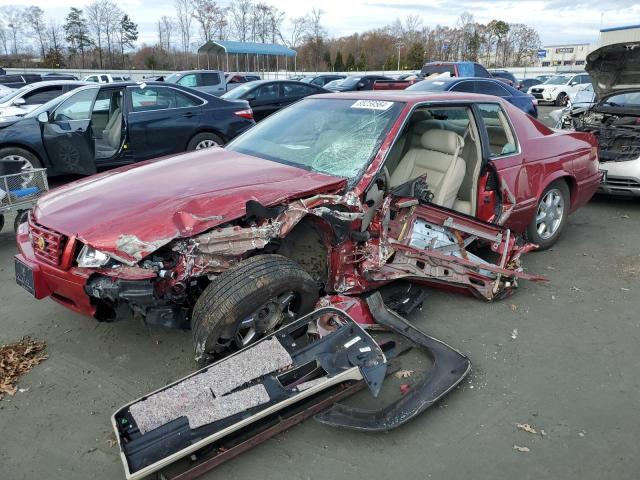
395,42,405,71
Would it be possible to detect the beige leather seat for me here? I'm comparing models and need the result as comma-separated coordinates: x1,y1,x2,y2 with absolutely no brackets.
390,129,466,209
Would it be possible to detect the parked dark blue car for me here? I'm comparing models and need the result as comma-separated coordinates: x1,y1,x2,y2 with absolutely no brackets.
0,82,254,176
407,77,538,118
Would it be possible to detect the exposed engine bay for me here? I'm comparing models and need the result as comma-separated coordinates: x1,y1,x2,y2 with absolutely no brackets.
570,109,640,162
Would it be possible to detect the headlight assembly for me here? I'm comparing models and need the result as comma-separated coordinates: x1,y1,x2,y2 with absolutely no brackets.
77,244,111,268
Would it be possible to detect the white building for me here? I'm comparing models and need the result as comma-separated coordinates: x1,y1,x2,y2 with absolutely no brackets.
538,43,594,67
599,24,640,46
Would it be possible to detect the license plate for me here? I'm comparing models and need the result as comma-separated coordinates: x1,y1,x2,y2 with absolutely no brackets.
15,259,35,296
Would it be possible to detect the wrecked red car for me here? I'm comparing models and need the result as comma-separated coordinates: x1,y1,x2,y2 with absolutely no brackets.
14,92,601,361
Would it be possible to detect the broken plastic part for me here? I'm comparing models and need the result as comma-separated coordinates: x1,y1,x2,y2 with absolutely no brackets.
314,291,471,431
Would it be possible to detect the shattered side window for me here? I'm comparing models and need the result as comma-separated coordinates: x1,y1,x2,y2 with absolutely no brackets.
226,98,404,184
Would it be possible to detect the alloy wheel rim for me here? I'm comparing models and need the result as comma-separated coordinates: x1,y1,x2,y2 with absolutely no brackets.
232,291,297,349
1,154,35,186
535,188,564,240
195,139,217,150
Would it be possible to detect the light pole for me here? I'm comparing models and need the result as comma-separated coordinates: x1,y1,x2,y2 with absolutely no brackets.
395,42,405,71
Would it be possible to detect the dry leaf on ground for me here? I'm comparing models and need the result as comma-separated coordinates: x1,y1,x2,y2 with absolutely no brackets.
517,423,538,434
394,369,414,379
0,337,47,399
513,445,530,452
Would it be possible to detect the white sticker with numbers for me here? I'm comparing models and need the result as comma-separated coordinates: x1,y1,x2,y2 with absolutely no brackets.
351,100,394,111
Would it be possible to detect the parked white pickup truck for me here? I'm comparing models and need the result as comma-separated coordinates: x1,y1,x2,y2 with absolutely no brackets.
83,73,131,83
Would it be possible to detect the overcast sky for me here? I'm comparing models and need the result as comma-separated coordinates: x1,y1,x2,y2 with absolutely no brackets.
6,0,639,47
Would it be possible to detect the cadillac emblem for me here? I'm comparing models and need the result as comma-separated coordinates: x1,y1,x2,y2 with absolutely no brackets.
34,236,46,250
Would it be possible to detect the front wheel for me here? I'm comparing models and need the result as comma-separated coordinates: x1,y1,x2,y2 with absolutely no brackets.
191,255,319,363
187,132,224,151
526,180,570,250
555,92,568,107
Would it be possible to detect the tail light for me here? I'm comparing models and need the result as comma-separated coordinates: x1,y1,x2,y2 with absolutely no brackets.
235,108,254,120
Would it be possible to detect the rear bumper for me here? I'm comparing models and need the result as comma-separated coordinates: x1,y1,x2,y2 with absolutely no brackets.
15,223,96,317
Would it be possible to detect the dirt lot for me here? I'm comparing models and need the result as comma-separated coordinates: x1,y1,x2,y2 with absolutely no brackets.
1,106,639,480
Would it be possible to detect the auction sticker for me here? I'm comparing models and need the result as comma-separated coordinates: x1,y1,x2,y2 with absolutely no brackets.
351,100,394,110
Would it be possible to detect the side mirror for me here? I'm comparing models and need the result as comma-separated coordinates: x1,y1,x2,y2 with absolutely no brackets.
357,82,365,89
36,112,49,123
12,97,26,106
570,81,577,86
245,95,256,101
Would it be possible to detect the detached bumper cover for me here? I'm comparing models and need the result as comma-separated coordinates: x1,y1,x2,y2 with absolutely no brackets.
315,292,471,431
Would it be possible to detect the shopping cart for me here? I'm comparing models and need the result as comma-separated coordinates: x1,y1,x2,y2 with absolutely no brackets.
0,162,49,233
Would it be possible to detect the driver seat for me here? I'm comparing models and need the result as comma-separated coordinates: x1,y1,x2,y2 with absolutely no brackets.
95,95,122,158
390,129,466,209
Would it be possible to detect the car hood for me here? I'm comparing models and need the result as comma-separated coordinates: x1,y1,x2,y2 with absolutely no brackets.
586,42,640,99
34,148,346,264
0,115,25,127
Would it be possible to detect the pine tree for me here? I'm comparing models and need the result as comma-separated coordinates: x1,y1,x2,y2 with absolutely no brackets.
345,52,356,71
405,43,425,70
119,14,138,68
64,7,91,68
322,50,331,70
333,51,344,72
356,52,367,71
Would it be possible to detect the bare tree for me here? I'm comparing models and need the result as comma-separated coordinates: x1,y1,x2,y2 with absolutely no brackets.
103,1,124,68
24,7,48,60
46,20,65,67
0,18,9,56
229,0,252,42
158,16,174,51
86,1,106,68
2,6,24,55
174,0,194,54
192,0,226,42
283,16,307,48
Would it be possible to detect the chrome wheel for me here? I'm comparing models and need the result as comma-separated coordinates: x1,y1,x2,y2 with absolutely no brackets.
233,291,297,348
195,139,217,150
536,188,565,240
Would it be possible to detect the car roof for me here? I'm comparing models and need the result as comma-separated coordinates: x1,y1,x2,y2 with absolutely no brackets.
24,80,89,88
311,90,513,104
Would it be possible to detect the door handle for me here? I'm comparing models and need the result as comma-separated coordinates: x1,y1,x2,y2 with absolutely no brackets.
182,112,194,118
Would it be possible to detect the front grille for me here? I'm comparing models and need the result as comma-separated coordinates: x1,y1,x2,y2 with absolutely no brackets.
604,177,640,189
531,88,543,94
29,219,68,267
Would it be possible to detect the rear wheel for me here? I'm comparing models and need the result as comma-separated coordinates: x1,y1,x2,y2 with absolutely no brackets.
191,255,319,363
187,132,224,151
526,180,570,250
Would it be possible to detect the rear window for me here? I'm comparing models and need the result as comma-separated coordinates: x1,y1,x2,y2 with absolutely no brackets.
421,65,455,76
202,72,221,86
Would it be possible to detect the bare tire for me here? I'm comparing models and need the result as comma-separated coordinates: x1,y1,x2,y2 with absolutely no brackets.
0,147,42,171
191,254,319,363
0,214,4,232
555,92,568,107
527,180,570,250
187,132,224,151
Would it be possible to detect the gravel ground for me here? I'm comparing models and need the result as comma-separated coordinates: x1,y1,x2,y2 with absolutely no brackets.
1,106,639,480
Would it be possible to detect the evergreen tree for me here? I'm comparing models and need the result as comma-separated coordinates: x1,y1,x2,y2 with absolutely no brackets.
405,43,425,69
333,51,344,72
322,50,331,70
345,52,356,71
64,7,91,68
356,51,367,71
118,14,138,68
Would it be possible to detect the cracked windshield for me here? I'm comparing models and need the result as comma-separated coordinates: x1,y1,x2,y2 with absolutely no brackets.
226,98,403,182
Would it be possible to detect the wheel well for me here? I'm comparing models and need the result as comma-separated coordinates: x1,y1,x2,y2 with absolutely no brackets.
557,175,576,204
274,218,330,288
187,129,227,149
